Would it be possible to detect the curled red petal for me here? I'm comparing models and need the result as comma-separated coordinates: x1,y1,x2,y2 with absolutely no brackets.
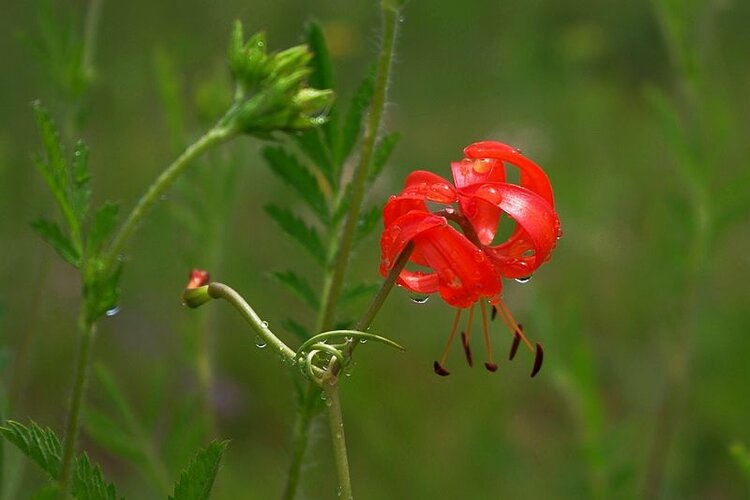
463,182,560,275
411,225,501,308
457,194,503,245
380,210,447,276
464,141,554,207
400,170,457,203
450,158,506,189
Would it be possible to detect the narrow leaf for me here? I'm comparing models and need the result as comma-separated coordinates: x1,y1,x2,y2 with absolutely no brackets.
72,453,118,500
340,283,380,305
87,202,119,257
271,270,320,310
262,146,329,223
282,318,310,342
264,204,326,265
368,132,400,183
0,420,62,479
304,21,337,150
32,101,67,198
31,219,81,267
337,69,375,166
170,441,228,500
293,131,335,187
70,140,91,221
354,205,382,243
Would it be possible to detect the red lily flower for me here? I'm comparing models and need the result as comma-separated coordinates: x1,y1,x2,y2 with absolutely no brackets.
380,141,560,376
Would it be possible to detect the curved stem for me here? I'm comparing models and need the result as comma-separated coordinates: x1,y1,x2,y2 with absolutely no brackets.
103,125,234,273
207,283,296,361
324,380,352,500
314,4,400,334
58,316,96,497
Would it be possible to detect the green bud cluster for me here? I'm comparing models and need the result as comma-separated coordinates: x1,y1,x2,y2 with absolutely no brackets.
223,20,334,135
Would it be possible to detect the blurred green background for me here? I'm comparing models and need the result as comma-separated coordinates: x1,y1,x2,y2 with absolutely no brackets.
1,0,750,498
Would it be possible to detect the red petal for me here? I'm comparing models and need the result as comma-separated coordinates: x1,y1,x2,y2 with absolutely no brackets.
462,182,560,276
464,141,554,207
400,170,457,203
380,210,447,275
450,158,506,189
413,225,501,308
457,194,502,245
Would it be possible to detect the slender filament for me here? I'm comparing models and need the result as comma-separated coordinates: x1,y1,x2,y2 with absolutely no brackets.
438,309,463,367
496,300,535,354
480,301,496,367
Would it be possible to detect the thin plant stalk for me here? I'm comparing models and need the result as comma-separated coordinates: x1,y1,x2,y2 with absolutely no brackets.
323,381,352,500
282,3,402,497
58,316,96,494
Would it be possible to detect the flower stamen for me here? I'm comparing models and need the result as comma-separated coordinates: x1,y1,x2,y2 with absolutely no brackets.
461,305,476,367
434,309,463,376
480,301,498,372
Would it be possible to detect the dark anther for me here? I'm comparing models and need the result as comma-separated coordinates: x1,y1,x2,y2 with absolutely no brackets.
509,332,521,360
433,361,450,376
491,305,498,321
484,362,498,372
461,331,473,367
530,343,544,378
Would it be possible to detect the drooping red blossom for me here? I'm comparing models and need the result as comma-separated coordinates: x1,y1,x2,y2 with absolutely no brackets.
379,141,560,376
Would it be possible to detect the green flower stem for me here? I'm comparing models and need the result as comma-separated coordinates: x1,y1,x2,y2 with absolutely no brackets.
314,2,400,335
206,283,296,361
58,316,97,496
323,380,352,500
103,124,235,273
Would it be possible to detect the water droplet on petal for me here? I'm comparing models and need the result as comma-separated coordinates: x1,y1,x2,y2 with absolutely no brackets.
105,305,121,317
409,294,430,304
255,336,267,348
515,276,532,284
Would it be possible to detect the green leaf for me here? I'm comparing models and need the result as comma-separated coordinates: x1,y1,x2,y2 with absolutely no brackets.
354,205,382,243
262,146,329,223
337,69,375,166
70,141,91,221
72,453,118,500
271,270,320,310
293,131,335,187
0,420,62,479
341,283,380,305
86,202,119,257
369,132,400,183
282,318,310,342
31,219,81,267
170,441,229,500
264,204,326,265
304,21,337,150
32,102,75,226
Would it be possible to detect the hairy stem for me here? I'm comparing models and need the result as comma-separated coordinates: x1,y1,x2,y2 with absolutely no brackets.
104,125,234,273
206,283,296,361
314,4,400,334
58,317,96,496
324,380,352,500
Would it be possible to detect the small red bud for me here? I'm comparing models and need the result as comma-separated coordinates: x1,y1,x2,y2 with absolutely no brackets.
186,269,210,289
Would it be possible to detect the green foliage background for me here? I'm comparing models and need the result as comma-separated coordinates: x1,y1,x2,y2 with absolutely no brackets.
1,0,749,498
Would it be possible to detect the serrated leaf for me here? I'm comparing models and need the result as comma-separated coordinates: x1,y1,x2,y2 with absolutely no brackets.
262,146,329,223
271,270,320,310
264,204,326,265
282,318,310,342
0,420,62,479
304,21,337,150
337,69,375,166
87,202,119,257
341,283,380,305
293,131,335,187
32,102,67,197
72,453,118,500
31,219,81,268
354,205,382,243
170,441,228,500
368,132,400,183
71,141,91,221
